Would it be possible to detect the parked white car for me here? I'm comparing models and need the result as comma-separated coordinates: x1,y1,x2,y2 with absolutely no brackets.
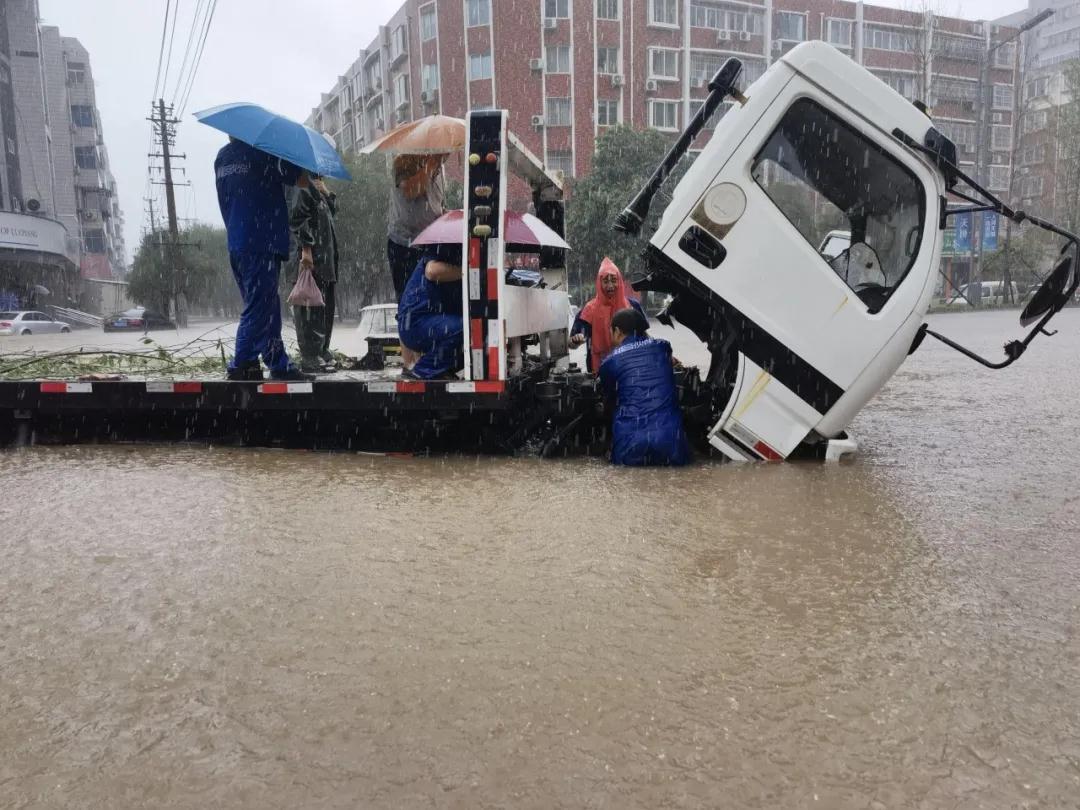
355,304,400,357
946,281,1020,306
0,310,71,336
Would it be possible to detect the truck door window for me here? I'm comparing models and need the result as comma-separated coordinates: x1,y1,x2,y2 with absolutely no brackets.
750,98,925,313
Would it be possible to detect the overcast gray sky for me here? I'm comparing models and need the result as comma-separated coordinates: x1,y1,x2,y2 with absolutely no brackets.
40,0,1029,265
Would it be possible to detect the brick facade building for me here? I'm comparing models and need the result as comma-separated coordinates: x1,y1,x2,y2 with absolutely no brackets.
310,0,1018,197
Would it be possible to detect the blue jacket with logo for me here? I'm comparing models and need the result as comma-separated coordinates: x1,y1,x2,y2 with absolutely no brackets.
599,334,691,467
215,140,302,257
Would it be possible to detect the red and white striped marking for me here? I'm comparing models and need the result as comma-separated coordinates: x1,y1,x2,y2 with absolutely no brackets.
39,382,92,393
257,382,314,394
145,381,202,394
446,381,504,394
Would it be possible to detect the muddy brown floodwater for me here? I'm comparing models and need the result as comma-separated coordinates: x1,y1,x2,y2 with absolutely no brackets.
2,309,1079,809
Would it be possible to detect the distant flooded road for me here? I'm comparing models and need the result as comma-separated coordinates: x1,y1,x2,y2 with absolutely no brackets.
2,309,1079,808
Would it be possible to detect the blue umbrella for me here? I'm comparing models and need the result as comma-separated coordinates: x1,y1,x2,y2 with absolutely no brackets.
193,102,351,180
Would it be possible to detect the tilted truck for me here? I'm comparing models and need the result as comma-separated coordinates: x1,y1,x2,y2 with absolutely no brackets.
1,42,1076,459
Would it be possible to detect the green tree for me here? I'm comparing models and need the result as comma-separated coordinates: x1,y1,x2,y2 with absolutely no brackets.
327,153,395,314
127,231,172,315
565,127,686,304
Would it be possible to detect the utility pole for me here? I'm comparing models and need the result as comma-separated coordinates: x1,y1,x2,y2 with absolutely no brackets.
148,99,188,326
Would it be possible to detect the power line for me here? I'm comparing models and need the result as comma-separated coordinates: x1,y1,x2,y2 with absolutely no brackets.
169,0,207,107
177,0,218,117
159,0,182,103
151,0,172,101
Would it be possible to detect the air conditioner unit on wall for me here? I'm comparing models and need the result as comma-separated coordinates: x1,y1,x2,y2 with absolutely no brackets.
611,74,624,87
645,79,658,92
739,31,751,42
543,18,557,30
992,112,1004,123
529,57,544,71
718,30,731,41
531,114,545,128
772,40,783,52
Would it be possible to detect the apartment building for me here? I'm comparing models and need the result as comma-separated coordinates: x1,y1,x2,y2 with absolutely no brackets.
308,0,1018,198
998,1,1080,225
0,0,125,285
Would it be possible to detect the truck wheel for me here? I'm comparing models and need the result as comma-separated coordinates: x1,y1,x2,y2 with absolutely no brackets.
60,326,70,333
20,329,31,336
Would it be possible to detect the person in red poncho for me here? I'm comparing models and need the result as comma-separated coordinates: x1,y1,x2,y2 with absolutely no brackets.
570,257,647,373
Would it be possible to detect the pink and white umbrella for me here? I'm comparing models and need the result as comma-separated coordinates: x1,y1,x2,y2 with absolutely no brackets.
411,209,570,251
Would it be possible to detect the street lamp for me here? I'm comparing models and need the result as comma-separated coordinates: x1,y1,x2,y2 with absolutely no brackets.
971,8,1055,294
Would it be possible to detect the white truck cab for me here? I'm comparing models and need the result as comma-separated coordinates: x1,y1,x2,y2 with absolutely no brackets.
618,41,1077,461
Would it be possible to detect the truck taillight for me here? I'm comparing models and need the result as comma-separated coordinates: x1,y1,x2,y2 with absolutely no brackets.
0,321,10,328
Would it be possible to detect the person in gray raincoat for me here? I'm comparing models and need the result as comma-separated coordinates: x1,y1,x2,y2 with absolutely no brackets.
287,174,339,372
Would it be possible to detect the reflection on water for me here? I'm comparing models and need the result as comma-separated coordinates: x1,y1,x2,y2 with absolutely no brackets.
1,309,1079,808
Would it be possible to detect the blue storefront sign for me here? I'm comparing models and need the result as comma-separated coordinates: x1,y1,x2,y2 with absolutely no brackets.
955,212,972,252
982,213,999,251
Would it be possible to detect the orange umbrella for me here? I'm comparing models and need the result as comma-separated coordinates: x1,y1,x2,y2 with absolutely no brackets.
358,114,466,156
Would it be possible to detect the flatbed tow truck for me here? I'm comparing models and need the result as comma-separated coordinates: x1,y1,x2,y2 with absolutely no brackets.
2,42,1077,460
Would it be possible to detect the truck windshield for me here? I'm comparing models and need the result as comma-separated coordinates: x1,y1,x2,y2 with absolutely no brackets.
751,97,925,312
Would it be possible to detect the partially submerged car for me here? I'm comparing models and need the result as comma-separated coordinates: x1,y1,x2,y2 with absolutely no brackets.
355,303,400,358
0,311,71,336
103,307,176,332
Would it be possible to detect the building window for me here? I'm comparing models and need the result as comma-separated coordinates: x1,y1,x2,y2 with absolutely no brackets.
422,63,440,93
865,25,912,53
468,52,492,80
597,98,619,126
545,97,571,126
689,1,763,34
395,74,409,106
1021,143,1046,165
649,100,679,131
825,18,852,48
420,5,437,41
648,48,679,80
1019,175,1044,198
988,165,1009,192
66,61,85,84
991,124,1012,151
597,0,619,20
83,229,106,253
546,149,573,177
993,42,1015,68
391,25,408,60
597,47,619,75
775,11,806,42
650,0,678,27
875,71,915,99
74,146,98,169
545,0,569,18
70,105,94,127
1023,109,1048,133
992,85,1014,110
546,45,570,74
936,120,975,149
689,99,730,129
935,34,982,62
466,0,490,27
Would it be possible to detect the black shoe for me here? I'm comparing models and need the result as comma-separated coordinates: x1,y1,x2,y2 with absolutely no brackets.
298,359,323,374
226,363,263,381
269,367,316,381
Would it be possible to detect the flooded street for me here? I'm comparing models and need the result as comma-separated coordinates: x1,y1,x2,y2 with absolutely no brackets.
2,309,1079,808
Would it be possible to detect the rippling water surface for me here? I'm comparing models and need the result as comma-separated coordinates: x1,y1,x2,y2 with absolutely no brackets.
2,309,1078,808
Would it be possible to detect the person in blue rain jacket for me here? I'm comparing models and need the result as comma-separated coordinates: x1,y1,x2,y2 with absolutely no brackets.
397,246,464,380
215,137,309,381
599,308,691,467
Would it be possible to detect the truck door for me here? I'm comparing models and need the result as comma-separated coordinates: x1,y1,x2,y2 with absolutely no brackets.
654,73,940,459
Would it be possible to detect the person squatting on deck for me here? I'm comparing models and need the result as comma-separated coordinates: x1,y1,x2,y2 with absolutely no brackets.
397,246,464,380
570,257,646,373
288,174,339,373
215,137,310,381
599,308,691,467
